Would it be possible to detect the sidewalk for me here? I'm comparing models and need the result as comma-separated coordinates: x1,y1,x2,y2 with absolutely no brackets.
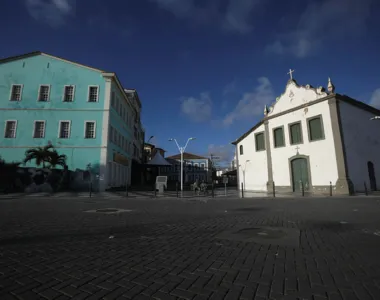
0,192,127,199
2,190,379,200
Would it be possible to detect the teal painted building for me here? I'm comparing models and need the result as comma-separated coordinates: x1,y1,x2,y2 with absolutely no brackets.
0,52,142,191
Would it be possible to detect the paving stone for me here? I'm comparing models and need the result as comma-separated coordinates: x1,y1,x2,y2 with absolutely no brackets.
38,288,62,299
1,196,380,300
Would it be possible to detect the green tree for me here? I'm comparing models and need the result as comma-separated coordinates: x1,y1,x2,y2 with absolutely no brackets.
47,150,67,169
0,157,20,173
23,145,54,168
0,156,21,192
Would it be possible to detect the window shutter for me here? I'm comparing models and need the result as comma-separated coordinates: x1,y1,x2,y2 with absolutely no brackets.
274,128,284,147
290,123,302,144
256,133,265,151
309,118,323,140
292,125,297,144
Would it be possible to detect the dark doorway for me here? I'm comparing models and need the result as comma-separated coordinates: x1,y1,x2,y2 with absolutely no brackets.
291,158,310,192
367,161,377,191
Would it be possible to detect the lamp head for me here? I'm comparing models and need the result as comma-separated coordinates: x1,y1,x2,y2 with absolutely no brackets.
168,138,174,141
190,137,196,140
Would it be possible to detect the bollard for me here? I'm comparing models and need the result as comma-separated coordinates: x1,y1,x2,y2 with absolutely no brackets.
212,183,214,198
176,182,179,198
154,185,157,198
125,184,128,198
301,181,305,197
364,182,368,196
272,181,276,198
329,181,332,196
89,181,92,198
241,182,244,198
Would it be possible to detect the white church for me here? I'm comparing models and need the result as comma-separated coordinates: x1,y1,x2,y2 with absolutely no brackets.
232,72,380,195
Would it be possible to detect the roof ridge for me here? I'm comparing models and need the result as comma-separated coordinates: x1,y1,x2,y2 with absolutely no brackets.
0,51,106,73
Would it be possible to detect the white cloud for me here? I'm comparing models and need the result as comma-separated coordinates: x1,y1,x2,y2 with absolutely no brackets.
266,0,373,58
370,88,380,108
181,92,212,122
222,77,274,126
150,0,260,34
207,144,234,166
223,80,237,96
222,0,260,34
25,0,75,27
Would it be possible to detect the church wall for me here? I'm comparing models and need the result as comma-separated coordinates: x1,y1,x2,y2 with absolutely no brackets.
268,101,339,192
339,101,380,192
270,80,329,116
236,124,268,191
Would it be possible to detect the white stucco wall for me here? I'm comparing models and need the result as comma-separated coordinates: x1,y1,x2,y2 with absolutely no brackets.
236,124,268,191
235,78,345,192
268,101,339,188
269,80,328,116
339,101,380,192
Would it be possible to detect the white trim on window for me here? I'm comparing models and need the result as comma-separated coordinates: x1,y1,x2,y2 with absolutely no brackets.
4,120,18,138
87,85,99,102
84,120,96,139
63,85,76,102
37,84,51,102
58,120,71,138
9,84,23,101
33,120,46,138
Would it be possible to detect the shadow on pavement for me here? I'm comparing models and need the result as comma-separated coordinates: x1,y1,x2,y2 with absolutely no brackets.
0,224,147,247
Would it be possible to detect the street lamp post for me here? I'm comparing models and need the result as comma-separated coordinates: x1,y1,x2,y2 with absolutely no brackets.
239,160,250,190
169,137,196,197
147,135,154,143
87,163,92,198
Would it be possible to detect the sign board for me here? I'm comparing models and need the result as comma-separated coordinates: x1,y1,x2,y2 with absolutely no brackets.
156,176,167,184
156,176,167,190
223,176,228,184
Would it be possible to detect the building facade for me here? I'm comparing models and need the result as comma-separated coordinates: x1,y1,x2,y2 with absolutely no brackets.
160,152,212,183
124,89,145,185
232,77,380,195
125,89,144,163
0,51,141,192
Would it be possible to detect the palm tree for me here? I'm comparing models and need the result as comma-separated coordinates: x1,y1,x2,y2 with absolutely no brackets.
24,145,54,168
47,150,67,169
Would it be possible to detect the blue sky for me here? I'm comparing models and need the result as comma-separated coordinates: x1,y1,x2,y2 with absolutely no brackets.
1,0,380,165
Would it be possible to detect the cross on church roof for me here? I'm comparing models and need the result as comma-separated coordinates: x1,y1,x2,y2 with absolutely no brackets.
295,146,300,154
288,69,295,80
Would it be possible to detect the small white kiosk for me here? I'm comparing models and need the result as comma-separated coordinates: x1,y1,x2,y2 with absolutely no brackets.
146,152,172,195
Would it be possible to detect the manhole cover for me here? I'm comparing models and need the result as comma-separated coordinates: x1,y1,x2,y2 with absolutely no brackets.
216,226,300,247
85,208,132,214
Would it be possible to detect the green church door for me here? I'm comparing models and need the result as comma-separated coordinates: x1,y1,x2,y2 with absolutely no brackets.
291,158,310,192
